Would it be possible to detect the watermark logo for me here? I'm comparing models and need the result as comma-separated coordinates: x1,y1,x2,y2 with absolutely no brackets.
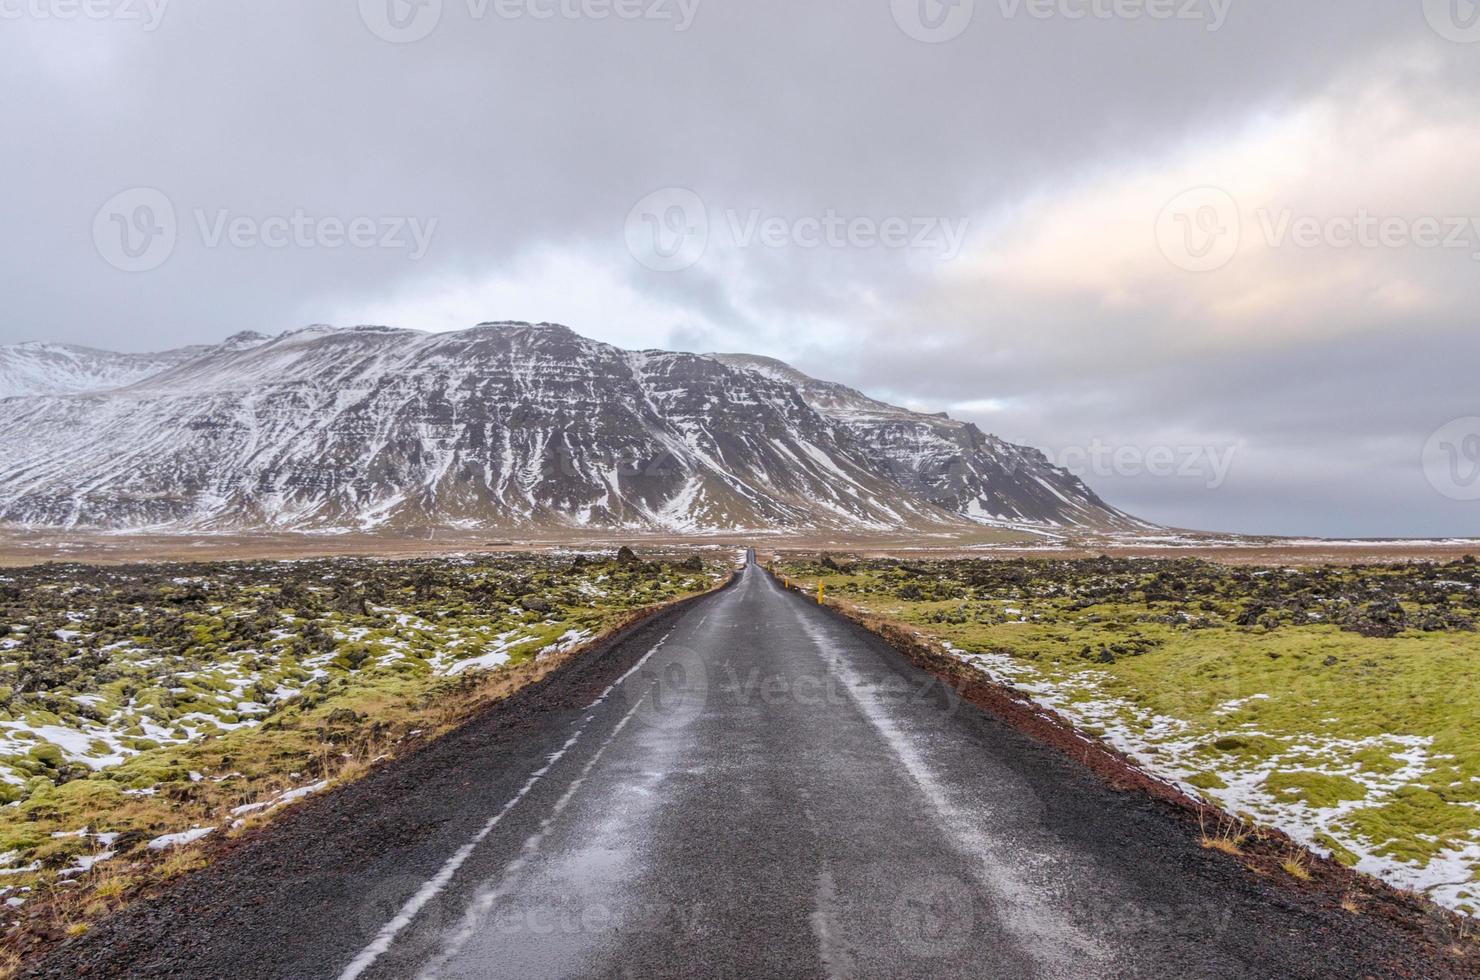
890,873,977,956
359,0,443,43
891,0,975,43
93,187,177,273
1159,189,1480,272
92,188,438,271
1424,0,1480,43
625,187,709,272
1155,186,1240,273
1423,417,1480,501
622,642,709,730
0,0,170,30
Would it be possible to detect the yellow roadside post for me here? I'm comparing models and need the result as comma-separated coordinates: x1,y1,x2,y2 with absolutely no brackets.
817,582,824,604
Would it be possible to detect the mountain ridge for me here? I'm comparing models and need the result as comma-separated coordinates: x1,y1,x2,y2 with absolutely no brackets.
0,323,1145,534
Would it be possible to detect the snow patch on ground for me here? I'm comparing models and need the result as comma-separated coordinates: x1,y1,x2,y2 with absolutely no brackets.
230,779,330,818
942,641,1480,914
147,826,215,850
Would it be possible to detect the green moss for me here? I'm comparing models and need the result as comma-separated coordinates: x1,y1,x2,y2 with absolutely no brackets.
1186,771,1228,791
0,827,45,852
27,744,63,768
1207,735,1284,759
1316,833,1360,867
1263,771,1368,808
1348,787,1480,864
0,548,722,902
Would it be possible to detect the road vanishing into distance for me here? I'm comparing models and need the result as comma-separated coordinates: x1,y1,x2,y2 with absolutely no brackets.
37,553,1449,979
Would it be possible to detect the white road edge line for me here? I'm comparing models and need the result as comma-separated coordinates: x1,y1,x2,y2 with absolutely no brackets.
788,601,1111,977
416,679,656,978
337,630,673,980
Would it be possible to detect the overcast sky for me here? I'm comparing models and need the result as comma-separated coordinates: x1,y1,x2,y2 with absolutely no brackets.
3,0,1478,537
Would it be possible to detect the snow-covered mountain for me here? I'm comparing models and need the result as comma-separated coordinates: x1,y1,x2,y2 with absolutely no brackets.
710,354,1137,529
0,323,1142,534
0,342,200,399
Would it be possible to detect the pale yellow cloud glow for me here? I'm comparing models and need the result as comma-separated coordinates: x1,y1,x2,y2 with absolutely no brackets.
944,45,1480,352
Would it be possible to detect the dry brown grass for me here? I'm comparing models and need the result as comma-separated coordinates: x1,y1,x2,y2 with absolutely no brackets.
85,863,135,902
156,850,208,881
1199,811,1248,856
1281,851,1313,881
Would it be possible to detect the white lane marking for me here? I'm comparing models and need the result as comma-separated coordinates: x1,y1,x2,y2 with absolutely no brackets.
789,607,1110,978
416,683,656,979
585,631,672,710
810,863,856,980
338,631,673,980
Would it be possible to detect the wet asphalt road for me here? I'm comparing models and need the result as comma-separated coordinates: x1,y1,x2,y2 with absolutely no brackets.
340,553,1318,980
35,551,1451,979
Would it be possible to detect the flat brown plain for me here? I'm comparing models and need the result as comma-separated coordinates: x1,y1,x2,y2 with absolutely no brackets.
0,526,1474,567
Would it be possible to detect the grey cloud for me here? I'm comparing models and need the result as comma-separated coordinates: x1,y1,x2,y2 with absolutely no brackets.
0,0,1472,536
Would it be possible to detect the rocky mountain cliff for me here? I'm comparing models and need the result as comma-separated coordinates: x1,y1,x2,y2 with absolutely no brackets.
711,354,1136,529
0,323,1142,534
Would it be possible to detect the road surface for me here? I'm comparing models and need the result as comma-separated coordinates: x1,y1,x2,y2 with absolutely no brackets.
34,552,1452,978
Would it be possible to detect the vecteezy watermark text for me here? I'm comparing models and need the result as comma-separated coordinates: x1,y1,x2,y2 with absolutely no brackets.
0,0,168,29
996,0,1232,28
726,209,969,257
194,209,437,258
624,187,969,272
93,187,437,272
891,0,1231,44
358,0,699,43
1257,209,1480,258
1157,186,1480,272
1045,440,1239,489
